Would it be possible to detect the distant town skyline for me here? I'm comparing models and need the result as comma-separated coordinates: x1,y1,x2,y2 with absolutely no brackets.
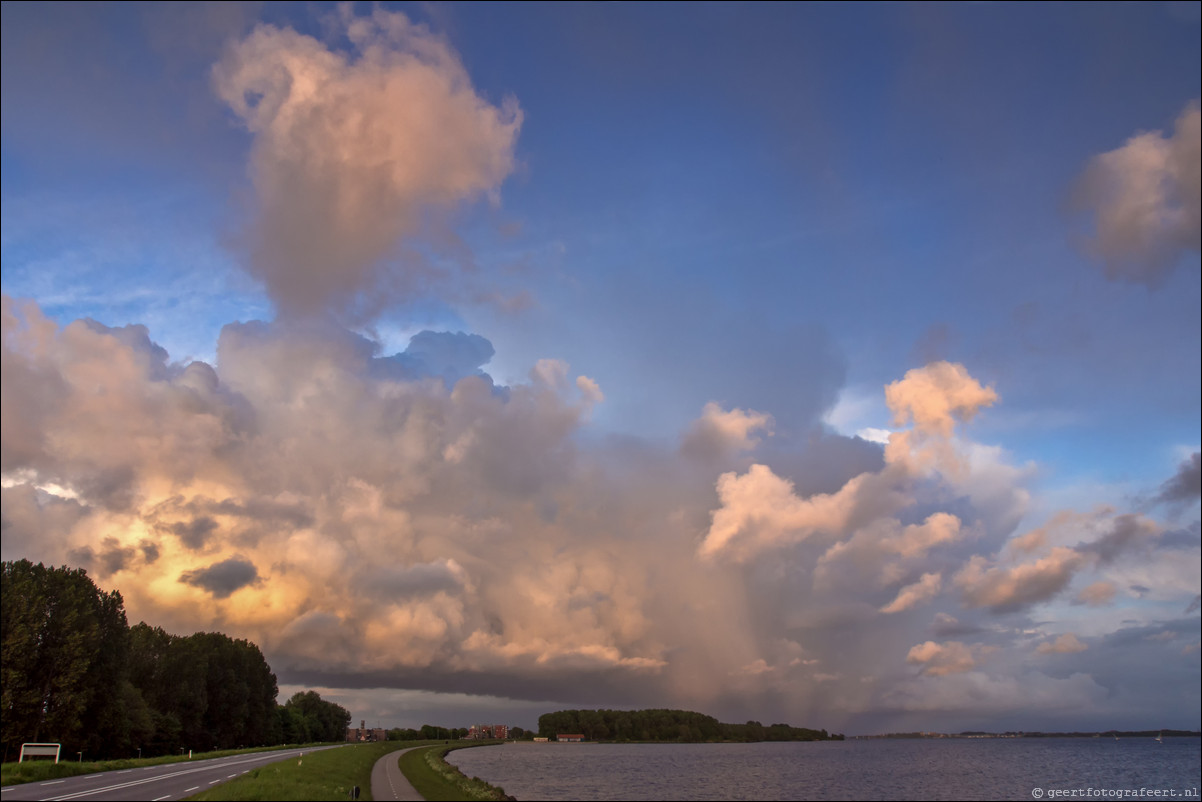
1,2,1199,735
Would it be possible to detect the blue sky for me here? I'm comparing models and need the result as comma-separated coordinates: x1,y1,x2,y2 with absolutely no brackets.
2,2,1199,734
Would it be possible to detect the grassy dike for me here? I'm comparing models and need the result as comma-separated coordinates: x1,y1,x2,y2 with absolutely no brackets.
399,743,513,801
0,744,337,787
185,740,510,801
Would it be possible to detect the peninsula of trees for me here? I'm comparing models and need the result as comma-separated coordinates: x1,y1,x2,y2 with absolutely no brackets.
537,709,842,742
1,560,350,763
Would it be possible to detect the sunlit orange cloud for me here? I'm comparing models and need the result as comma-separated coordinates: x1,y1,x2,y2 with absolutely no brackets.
1072,100,1201,285
2,303,1195,726
212,6,523,319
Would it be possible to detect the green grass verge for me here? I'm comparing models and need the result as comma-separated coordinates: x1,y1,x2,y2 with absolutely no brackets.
186,740,441,801
398,743,512,801
0,743,336,787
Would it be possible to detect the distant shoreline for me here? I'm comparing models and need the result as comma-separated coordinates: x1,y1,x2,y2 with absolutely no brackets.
850,729,1202,740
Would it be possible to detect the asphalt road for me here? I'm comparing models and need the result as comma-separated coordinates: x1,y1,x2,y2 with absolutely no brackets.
0,745,345,802
369,747,423,801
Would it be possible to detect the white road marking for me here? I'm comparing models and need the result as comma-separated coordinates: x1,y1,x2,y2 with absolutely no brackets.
184,787,199,793
152,796,171,801
40,746,336,801
41,781,66,785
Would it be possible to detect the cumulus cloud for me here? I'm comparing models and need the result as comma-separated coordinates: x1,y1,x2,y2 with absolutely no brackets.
3,312,1193,731
884,361,997,439
699,361,993,563
1072,101,1201,285
955,510,1164,614
0,297,689,699
363,559,469,601
955,547,1086,613
697,464,906,562
905,640,992,676
881,572,942,614
212,7,522,318
883,361,998,477
1078,513,1160,564
1076,580,1117,606
1036,633,1088,655
680,402,773,462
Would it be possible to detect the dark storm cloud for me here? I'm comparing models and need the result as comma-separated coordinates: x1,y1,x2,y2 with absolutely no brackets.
1156,452,1201,505
1078,513,1159,564
179,556,260,598
168,516,219,550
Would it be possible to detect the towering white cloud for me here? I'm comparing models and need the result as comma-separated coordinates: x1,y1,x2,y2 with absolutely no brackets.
698,361,994,563
212,7,522,318
3,309,1196,731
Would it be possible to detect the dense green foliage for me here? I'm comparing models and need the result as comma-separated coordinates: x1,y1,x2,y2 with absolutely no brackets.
128,623,281,753
277,691,353,744
1,560,350,762
537,708,841,742
386,725,468,741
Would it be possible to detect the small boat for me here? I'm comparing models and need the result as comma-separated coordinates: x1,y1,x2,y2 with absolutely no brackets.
1154,732,1163,743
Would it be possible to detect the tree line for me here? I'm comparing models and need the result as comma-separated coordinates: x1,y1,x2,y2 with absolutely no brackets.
387,725,466,740
1,560,350,762
537,709,842,742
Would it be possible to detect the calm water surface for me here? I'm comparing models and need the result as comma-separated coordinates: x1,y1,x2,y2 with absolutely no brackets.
448,738,1202,801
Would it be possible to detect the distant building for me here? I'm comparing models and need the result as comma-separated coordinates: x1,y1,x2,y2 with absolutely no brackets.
557,734,583,742
346,720,387,742
468,724,510,740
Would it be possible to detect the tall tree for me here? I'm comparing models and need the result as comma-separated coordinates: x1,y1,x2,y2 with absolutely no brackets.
1,560,127,759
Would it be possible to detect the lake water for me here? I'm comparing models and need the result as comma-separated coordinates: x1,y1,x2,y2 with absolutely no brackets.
447,738,1202,801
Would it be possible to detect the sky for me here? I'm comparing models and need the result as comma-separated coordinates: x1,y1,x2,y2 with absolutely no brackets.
1,2,1199,736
